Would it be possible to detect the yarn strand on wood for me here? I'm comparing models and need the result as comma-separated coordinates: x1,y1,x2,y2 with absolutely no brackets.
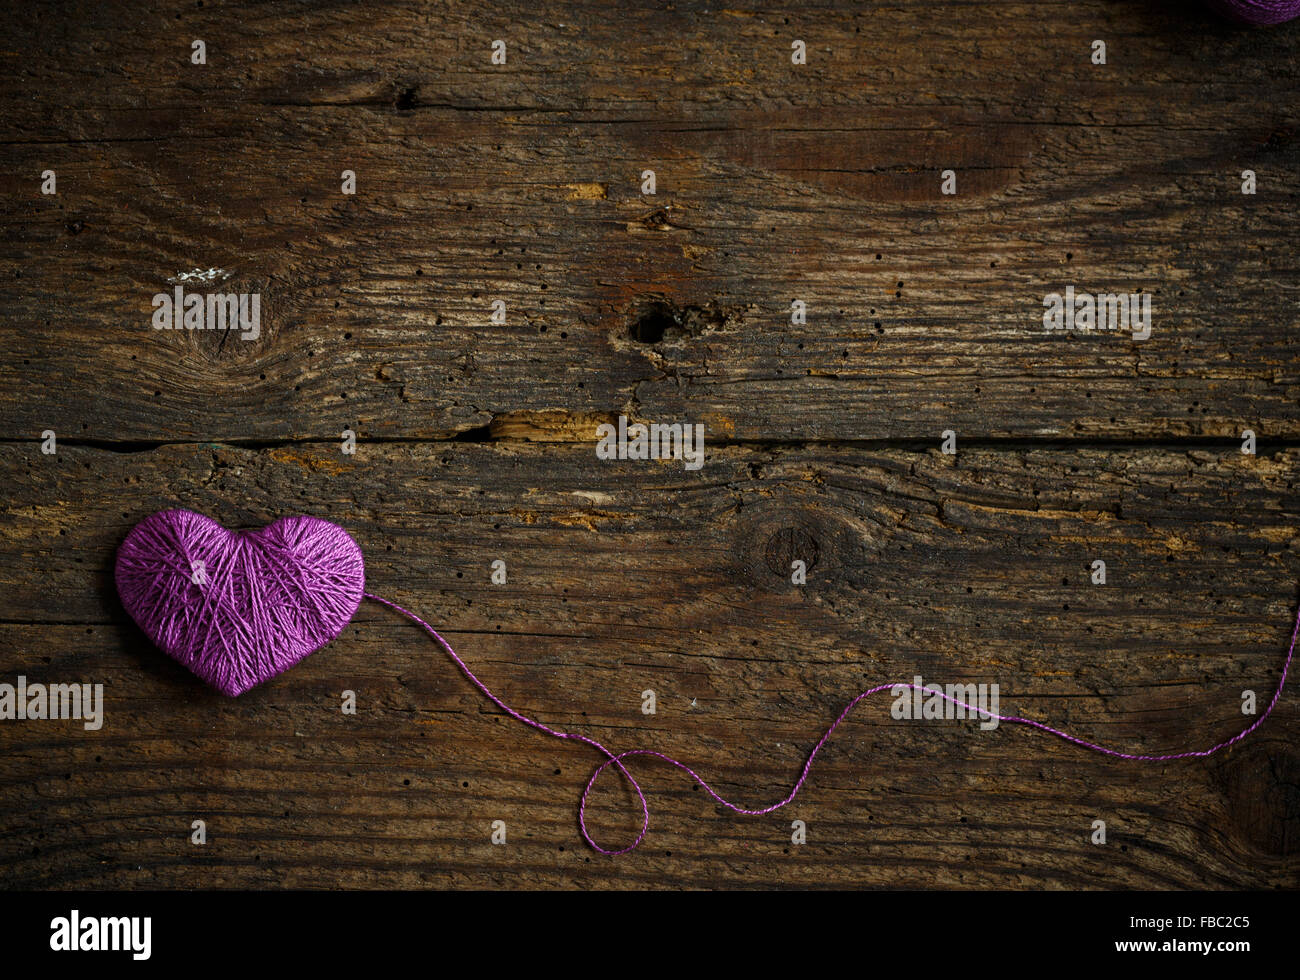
365,591,1298,855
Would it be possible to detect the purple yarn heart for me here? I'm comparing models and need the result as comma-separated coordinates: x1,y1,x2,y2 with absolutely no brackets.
1206,0,1300,24
115,509,365,696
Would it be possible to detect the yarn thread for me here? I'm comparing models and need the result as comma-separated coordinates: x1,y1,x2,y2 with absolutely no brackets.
116,510,365,697
366,591,1298,856
1206,0,1300,24
114,510,1297,854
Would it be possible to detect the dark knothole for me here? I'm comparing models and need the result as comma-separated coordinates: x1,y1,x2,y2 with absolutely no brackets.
395,86,418,111
629,302,679,345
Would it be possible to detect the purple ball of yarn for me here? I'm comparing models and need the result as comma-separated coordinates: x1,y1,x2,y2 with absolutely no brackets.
1207,0,1300,24
116,509,365,696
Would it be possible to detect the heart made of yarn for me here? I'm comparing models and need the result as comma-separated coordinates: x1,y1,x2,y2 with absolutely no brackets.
115,509,365,696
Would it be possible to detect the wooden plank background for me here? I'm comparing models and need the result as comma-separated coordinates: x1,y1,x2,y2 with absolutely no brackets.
1,0,1298,888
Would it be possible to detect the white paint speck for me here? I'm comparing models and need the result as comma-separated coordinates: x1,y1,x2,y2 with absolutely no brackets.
167,267,232,285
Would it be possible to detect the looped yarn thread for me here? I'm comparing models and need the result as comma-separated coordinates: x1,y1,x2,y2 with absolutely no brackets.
116,510,365,696
115,510,1296,855
367,592,1298,856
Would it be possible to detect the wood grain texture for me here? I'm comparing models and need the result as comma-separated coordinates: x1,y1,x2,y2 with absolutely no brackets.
0,0,1298,889
2,443,1298,888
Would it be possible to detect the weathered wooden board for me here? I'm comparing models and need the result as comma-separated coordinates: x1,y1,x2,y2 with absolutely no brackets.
1,1,1298,443
1,0,1298,890
0,442,1297,888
